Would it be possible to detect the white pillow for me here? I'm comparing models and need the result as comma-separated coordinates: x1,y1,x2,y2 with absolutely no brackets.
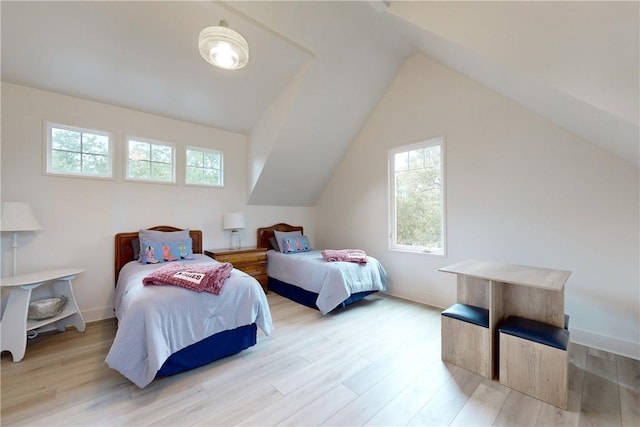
273,230,303,253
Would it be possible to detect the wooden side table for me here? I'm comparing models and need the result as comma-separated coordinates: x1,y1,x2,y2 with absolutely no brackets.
0,268,86,362
205,247,268,292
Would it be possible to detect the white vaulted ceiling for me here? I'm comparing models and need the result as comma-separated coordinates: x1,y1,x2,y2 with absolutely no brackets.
1,1,312,133
2,1,637,207
383,0,639,167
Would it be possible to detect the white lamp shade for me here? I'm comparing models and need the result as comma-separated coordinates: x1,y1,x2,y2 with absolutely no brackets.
223,212,246,230
1,202,42,232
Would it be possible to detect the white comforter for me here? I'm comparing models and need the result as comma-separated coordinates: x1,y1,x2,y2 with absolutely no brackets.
267,250,387,314
105,254,272,388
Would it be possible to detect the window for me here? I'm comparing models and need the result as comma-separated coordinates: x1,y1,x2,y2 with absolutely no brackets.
126,137,175,183
185,146,223,187
389,136,446,255
46,123,113,178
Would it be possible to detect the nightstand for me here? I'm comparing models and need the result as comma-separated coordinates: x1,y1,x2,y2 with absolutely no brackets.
0,268,86,362
205,247,268,292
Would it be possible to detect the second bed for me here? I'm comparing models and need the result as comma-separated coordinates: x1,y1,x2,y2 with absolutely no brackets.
257,223,387,314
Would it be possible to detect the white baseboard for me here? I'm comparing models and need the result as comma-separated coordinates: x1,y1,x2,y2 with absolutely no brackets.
386,291,640,361
382,290,450,311
81,306,115,323
569,327,639,360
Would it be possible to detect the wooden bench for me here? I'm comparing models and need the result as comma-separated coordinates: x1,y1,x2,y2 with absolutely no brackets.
441,303,491,378
499,316,570,409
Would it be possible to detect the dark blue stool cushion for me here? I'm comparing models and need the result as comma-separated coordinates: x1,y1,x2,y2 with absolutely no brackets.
441,303,489,328
499,316,569,351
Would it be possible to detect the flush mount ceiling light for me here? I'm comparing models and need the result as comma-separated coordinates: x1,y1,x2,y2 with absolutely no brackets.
198,19,249,70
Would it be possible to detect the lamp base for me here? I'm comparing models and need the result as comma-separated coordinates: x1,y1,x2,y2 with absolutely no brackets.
229,230,241,250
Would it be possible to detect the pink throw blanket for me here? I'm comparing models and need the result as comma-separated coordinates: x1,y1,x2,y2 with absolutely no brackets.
143,262,233,295
321,249,368,265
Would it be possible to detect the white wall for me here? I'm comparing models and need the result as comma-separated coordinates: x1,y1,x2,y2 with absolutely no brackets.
315,54,640,359
1,83,314,322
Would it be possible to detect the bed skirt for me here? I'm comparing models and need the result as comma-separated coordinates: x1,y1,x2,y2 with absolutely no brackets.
157,323,257,377
268,277,377,313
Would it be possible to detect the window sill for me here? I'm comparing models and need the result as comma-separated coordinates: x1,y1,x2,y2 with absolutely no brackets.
390,247,446,257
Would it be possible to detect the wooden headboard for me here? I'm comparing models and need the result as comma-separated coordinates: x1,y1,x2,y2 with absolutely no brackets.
257,223,304,250
114,226,203,286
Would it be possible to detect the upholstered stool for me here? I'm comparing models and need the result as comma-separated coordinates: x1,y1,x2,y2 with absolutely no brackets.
499,316,569,409
441,303,491,378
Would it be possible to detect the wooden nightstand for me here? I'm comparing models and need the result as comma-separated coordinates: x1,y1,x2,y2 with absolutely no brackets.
205,247,268,292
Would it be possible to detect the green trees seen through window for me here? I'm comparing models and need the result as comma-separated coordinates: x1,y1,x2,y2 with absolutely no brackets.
390,138,445,254
49,126,111,177
47,124,222,187
186,147,223,186
127,138,174,182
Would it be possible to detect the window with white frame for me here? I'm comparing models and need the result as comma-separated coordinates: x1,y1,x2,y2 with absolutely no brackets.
125,136,175,183
46,123,113,178
389,136,446,255
185,146,223,187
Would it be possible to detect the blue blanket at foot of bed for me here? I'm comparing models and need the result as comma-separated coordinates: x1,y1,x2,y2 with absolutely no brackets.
157,323,257,377
268,277,377,313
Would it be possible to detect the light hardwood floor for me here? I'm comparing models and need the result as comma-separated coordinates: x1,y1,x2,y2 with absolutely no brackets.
1,293,638,426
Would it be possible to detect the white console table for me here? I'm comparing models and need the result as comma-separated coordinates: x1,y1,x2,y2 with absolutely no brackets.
1,268,85,362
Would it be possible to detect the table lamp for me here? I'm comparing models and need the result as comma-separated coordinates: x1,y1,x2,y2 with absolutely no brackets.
223,212,245,250
1,202,42,276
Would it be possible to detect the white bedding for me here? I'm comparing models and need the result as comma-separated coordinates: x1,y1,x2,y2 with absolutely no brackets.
267,249,387,314
105,254,272,388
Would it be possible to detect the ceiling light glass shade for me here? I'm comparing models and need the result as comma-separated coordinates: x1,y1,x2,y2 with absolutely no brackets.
199,20,249,70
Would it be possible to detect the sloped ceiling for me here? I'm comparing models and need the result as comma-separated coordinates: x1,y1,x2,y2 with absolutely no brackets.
2,1,637,208
0,0,311,133
382,1,639,168
235,1,414,206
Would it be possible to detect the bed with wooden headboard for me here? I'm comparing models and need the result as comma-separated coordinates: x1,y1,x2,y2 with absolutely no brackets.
256,223,387,314
107,225,271,388
256,223,304,251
